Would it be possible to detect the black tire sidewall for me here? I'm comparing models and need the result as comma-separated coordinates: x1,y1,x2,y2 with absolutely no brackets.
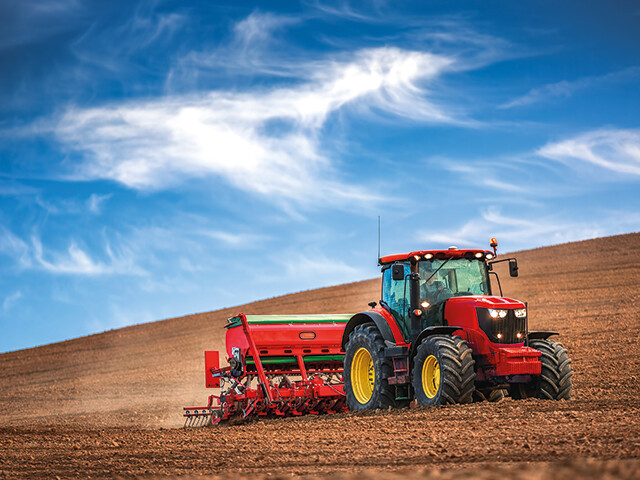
510,339,572,400
343,325,390,411
412,337,443,406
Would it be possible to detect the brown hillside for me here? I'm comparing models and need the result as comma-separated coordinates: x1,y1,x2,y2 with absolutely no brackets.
1,232,639,479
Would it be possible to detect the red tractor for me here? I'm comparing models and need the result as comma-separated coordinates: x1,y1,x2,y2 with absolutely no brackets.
184,239,572,426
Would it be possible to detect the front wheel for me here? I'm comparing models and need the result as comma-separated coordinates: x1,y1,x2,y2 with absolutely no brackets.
509,339,573,400
412,335,475,406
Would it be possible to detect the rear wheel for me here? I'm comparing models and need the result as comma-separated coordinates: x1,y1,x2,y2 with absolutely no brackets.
509,339,573,400
412,335,475,406
344,323,396,411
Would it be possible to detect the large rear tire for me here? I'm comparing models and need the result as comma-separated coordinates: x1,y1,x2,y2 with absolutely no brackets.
509,339,572,400
343,323,396,411
412,335,475,406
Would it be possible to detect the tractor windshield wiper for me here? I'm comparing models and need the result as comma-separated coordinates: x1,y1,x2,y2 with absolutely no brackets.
423,256,453,284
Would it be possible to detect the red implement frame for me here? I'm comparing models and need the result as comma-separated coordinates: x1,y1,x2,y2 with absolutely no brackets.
183,313,348,426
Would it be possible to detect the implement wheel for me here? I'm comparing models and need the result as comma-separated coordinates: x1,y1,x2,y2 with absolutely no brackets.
412,335,475,406
510,339,572,400
344,323,396,411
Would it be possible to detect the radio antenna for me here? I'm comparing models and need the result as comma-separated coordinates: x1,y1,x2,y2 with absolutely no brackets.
377,216,381,265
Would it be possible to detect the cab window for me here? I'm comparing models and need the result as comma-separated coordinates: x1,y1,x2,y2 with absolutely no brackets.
382,263,411,340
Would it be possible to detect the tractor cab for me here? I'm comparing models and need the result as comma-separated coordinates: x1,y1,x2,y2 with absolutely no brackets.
380,247,503,343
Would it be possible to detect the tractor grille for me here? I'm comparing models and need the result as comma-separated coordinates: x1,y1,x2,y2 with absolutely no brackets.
476,308,526,344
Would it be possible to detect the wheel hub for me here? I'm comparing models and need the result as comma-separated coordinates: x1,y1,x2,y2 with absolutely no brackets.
422,355,440,398
352,347,375,404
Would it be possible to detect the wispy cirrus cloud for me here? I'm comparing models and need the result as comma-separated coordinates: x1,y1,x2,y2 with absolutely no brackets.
86,193,112,214
69,3,187,73
47,46,460,211
167,10,303,85
2,290,22,312
0,226,142,276
196,229,269,248
0,227,31,268
30,236,143,275
419,206,640,251
538,128,640,176
499,66,640,109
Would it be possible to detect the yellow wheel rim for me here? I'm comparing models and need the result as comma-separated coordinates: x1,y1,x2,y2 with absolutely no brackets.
351,347,375,404
422,355,440,399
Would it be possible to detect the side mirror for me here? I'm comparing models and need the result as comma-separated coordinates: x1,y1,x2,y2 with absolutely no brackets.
392,264,405,281
509,259,519,277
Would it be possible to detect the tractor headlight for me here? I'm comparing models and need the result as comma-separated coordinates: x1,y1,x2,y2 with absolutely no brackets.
514,308,527,318
488,309,508,319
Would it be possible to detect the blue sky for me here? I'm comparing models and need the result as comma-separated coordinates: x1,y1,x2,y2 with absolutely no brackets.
1,0,639,352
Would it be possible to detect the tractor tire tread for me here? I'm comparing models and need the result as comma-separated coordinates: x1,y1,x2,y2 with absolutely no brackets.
412,335,475,406
532,339,573,400
344,323,398,411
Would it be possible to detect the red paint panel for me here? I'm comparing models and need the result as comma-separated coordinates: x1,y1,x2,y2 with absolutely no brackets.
204,351,220,388
225,324,250,359
372,306,407,345
495,347,541,376
225,317,350,359
380,249,493,264
246,323,344,352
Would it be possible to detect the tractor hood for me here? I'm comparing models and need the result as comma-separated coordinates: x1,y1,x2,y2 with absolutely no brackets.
447,295,525,309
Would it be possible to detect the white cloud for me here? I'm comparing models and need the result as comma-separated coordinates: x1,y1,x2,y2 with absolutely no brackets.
436,158,528,194
538,128,640,176
2,290,22,312
70,5,186,72
51,46,458,210
0,226,31,268
168,10,302,82
197,229,268,247
257,250,368,292
234,10,299,48
499,67,640,109
8,234,145,276
306,0,383,23
0,180,39,196
419,206,640,252
86,193,112,214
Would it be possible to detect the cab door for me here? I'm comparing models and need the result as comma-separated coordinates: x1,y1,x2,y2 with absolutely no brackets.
381,263,411,340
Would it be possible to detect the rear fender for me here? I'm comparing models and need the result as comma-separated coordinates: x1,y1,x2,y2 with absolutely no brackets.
341,311,398,350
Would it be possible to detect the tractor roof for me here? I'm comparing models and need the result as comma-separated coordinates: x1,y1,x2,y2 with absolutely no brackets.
379,248,494,265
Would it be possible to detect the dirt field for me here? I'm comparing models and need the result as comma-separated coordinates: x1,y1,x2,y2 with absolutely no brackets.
1,233,639,478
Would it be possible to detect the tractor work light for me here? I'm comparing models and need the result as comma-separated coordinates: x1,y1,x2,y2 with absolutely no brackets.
424,253,433,260
486,253,494,260
489,309,508,319
496,333,503,339
514,308,527,318
413,309,423,316
475,252,483,259
421,301,430,309
516,332,523,339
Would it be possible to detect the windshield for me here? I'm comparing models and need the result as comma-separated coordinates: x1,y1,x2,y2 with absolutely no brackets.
418,258,489,304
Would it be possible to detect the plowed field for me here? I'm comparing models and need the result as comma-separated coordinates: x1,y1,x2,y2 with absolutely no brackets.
1,233,639,479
